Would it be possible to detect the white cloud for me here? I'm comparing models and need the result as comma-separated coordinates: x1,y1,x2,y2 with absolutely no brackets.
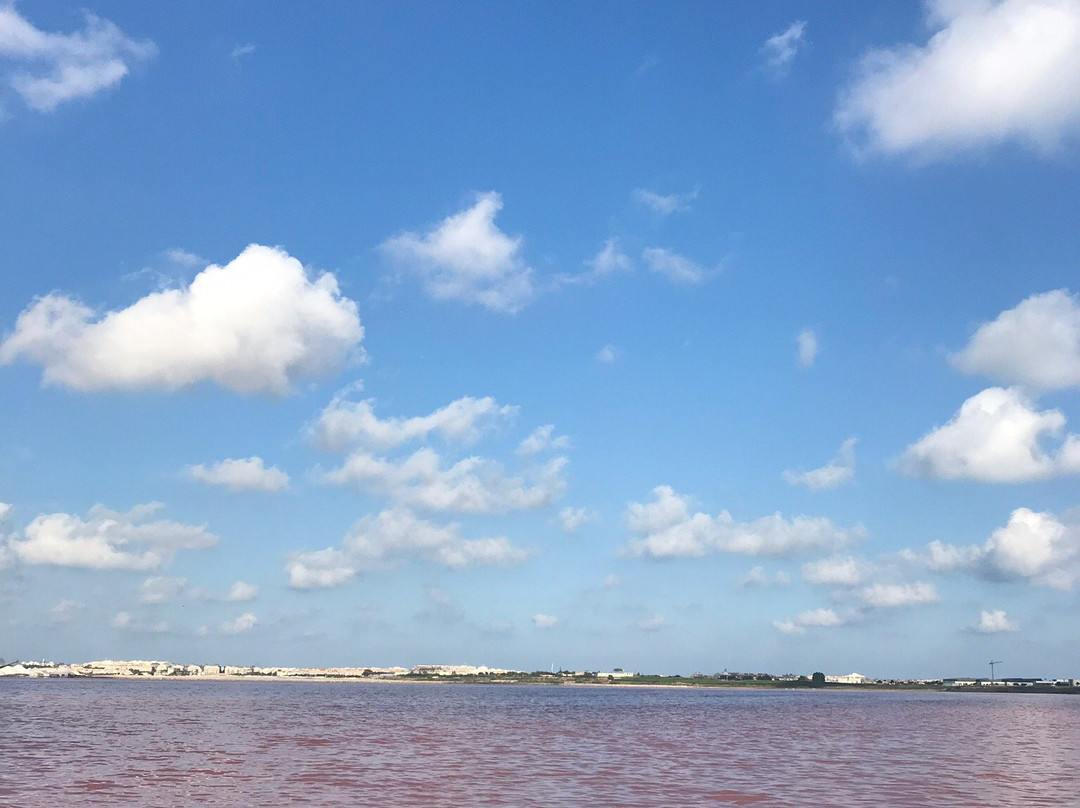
860,581,939,608
899,387,1080,482
603,573,620,588
802,555,870,587
903,539,983,572
342,508,530,570
309,392,515,452
7,503,217,570
380,192,534,313
976,608,1019,633
585,239,631,279
637,613,666,631
517,425,570,456
323,448,566,514
230,43,256,63
138,576,187,604
0,6,156,112
0,502,10,522
908,507,1080,589
224,581,259,602
950,290,1080,391
532,613,558,629
632,187,699,216
0,245,364,395
784,438,857,490
558,506,595,533
741,566,791,587
286,508,529,589
796,328,818,368
107,610,167,633
626,485,860,559
162,248,203,269
761,21,808,77
286,548,357,590
48,598,83,623
834,0,1080,157
187,457,290,492
220,612,257,635
641,248,710,284
773,608,843,635
559,239,632,288
595,344,621,364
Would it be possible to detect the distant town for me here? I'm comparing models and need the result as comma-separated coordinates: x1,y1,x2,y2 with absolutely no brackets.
1,659,1078,692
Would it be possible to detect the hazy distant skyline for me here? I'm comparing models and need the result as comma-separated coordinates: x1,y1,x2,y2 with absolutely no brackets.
2,1,1080,677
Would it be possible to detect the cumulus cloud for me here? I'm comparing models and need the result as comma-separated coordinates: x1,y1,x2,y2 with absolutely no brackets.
626,485,861,559
220,612,257,635
773,608,843,635
976,608,1019,633
323,448,566,514
224,581,259,602
559,239,632,288
584,239,631,279
230,43,256,63
0,6,156,112
761,20,807,78
286,509,529,589
380,192,534,313
309,392,515,452
906,507,1080,589
641,248,710,284
138,575,187,604
517,425,570,456
802,555,870,587
109,610,168,633
48,598,84,623
834,0,1080,157
595,344,621,364
558,506,595,533
859,581,939,608
741,566,791,587
6,503,216,570
532,613,558,629
0,245,364,395
187,457,290,492
784,438,857,490
632,187,699,216
343,508,530,570
950,290,1080,391
286,548,357,590
637,613,666,631
899,387,1080,482
796,328,818,368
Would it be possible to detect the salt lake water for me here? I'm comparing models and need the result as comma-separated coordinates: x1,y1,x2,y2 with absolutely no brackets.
1,679,1077,806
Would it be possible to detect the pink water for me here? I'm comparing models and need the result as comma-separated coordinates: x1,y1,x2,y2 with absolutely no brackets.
1,680,1077,806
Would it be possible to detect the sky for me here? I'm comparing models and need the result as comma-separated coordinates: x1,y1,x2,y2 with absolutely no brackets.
2,0,1080,679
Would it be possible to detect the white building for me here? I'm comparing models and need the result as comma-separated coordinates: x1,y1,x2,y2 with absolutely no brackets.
825,672,869,684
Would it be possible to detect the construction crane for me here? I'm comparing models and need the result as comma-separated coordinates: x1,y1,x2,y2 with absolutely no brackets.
989,660,1003,682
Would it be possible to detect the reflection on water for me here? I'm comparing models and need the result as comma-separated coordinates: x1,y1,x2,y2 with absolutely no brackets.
1,681,1077,806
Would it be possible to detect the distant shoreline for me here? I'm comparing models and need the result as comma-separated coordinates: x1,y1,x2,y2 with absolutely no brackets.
4,674,1078,694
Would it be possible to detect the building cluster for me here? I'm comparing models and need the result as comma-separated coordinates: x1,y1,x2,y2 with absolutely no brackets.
2,659,1075,686
0,659,510,679
943,677,1080,688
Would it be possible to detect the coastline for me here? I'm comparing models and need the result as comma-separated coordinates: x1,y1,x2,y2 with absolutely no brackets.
8,673,1074,693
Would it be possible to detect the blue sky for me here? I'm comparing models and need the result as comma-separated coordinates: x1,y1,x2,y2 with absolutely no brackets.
2,0,1080,678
